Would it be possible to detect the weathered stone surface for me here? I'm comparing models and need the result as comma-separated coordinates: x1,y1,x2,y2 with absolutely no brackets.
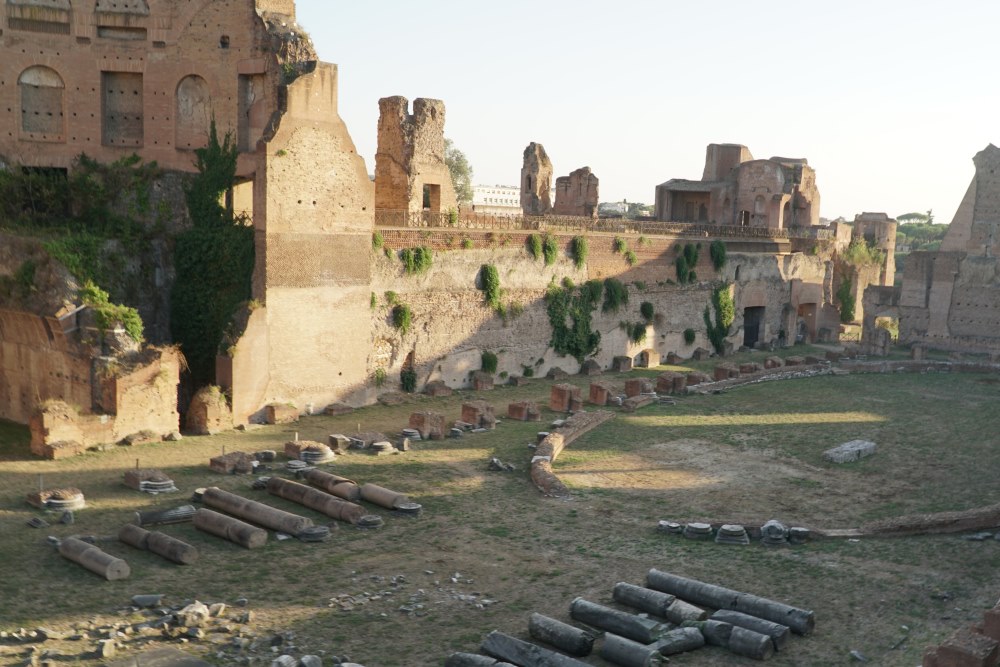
507,401,541,422
424,380,453,397
408,412,445,440
589,382,615,406
624,378,654,398
823,440,876,463
764,356,785,369
923,627,999,667
265,403,298,425
520,143,553,216
656,372,682,394
739,362,763,374
550,384,581,412
692,347,712,361
462,401,496,430
472,371,494,391
612,356,633,372
546,366,569,380
686,371,711,386
784,356,805,366
186,387,233,435
209,451,255,475
622,395,655,413
714,364,739,381
580,359,602,376
553,167,599,218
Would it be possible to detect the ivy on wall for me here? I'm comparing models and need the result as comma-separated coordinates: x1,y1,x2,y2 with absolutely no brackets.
545,279,603,362
704,282,735,354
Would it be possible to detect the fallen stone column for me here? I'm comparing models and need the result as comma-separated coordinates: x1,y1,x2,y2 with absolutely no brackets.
117,524,198,564
612,582,675,617
649,627,705,656
444,653,515,667
528,612,595,656
598,633,664,666
58,536,130,581
193,508,267,549
727,625,775,660
266,476,366,524
664,599,708,624
481,630,591,667
302,470,362,501
201,487,313,535
569,598,667,644
710,610,789,651
134,504,197,526
359,482,409,509
646,569,814,635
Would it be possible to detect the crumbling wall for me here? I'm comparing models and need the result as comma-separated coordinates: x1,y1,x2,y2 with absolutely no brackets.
552,167,599,218
374,96,457,214
520,142,552,216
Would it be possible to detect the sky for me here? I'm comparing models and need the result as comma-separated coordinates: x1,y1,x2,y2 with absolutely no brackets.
296,0,1000,222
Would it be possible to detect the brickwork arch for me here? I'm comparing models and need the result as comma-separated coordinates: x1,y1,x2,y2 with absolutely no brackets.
175,74,212,150
18,65,65,141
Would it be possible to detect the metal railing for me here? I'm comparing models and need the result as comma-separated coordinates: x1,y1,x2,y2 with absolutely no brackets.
373,209,832,241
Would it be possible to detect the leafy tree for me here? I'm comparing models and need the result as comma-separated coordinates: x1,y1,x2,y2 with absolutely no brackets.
444,138,473,206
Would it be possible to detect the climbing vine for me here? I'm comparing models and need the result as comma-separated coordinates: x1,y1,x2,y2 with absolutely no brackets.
710,240,727,271
545,279,603,362
171,121,254,387
602,277,629,314
526,233,542,260
703,283,735,354
640,301,655,323
399,246,433,275
570,236,588,269
392,303,413,335
479,264,503,313
676,243,700,284
481,350,498,374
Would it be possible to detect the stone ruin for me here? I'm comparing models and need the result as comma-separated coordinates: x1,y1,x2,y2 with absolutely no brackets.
123,469,178,494
520,142,553,216
375,96,458,214
553,166,599,218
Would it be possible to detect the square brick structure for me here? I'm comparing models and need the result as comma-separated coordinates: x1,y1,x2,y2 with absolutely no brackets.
472,372,494,391
265,404,299,425
408,412,445,440
612,356,633,372
686,372,711,386
462,401,496,430
424,381,452,397
765,356,785,369
624,378,654,398
550,384,581,412
507,401,541,422
714,364,739,381
589,382,615,406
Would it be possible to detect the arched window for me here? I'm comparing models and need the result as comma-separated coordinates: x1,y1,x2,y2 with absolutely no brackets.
175,75,212,149
18,66,64,140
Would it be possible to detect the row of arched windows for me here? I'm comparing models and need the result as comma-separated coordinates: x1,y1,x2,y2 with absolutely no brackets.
17,65,212,148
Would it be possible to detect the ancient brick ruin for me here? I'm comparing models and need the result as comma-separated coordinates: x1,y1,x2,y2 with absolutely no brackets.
374,96,457,215
520,142,553,216
655,143,820,228
553,166,599,218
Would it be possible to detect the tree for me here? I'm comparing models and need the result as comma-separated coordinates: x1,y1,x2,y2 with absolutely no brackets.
897,209,934,225
444,138,473,206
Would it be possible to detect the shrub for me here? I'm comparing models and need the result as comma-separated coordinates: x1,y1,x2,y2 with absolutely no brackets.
602,278,629,313
640,301,655,323
675,256,689,284
613,237,627,254
392,303,413,335
400,368,417,393
837,277,856,323
373,367,387,387
522,366,534,378
624,249,638,266
448,208,458,226
372,231,384,251
630,322,647,344
542,233,558,266
384,290,398,306
570,236,588,269
633,281,647,291
461,237,473,249
479,264,502,312
481,350,498,374
80,280,144,342
638,235,652,248
526,233,542,259
684,328,696,345
370,292,377,309
709,240,727,271
399,246,433,275
703,283,735,354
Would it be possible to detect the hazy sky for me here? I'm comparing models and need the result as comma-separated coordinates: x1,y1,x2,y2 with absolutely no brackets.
296,1,999,222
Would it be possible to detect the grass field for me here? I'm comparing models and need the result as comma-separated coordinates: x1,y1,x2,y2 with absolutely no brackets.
1,347,998,666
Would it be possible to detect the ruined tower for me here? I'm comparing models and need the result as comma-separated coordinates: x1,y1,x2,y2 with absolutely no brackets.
553,167,599,218
374,96,458,215
520,142,553,216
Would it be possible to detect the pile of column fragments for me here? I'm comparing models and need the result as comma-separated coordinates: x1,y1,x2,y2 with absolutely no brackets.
657,519,811,547
446,570,814,665
44,442,420,582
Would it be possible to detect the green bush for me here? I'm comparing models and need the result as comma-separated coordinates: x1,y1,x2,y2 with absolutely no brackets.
602,278,629,313
837,277,856,323
479,264,502,312
522,366,534,378
527,233,542,259
570,236,588,269
370,292,377,309
400,368,417,393
684,328,696,345
542,234,558,266
675,256,689,284
638,235,651,248
373,367,387,387
399,246,433,275
613,237,627,254
709,240,727,271
392,303,413,335
545,281,602,362
630,322,647,344
384,290,398,306
372,231,384,251
448,208,458,226
461,237,473,249
80,280,144,342
481,350,498,374
703,283,735,354
640,301,655,323
624,249,638,266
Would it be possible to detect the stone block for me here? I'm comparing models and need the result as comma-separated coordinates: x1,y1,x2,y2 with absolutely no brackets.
911,344,927,361
656,372,681,394
408,412,446,440
635,349,661,368
785,356,805,366
209,451,254,474
804,355,824,365
328,434,350,453
33,440,85,460
983,605,1000,642
265,403,298,425
823,440,877,464
424,381,452,397
508,375,530,386
323,403,354,416
686,372,711,386
546,366,569,380
187,387,234,435
508,401,541,421
739,362,763,374
550,384,581,412
568,397,583,413
672,374,688,393
580,359,602,376
462,401,496,430
714,364,738,381
666,352,682,365
589,382,614,406
692,347,712,361
764,356,784,369
825,350,842,362
923,628,999,667
624,378,654,398
612,356,633,372
621,395,655,413
472,372,494,391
